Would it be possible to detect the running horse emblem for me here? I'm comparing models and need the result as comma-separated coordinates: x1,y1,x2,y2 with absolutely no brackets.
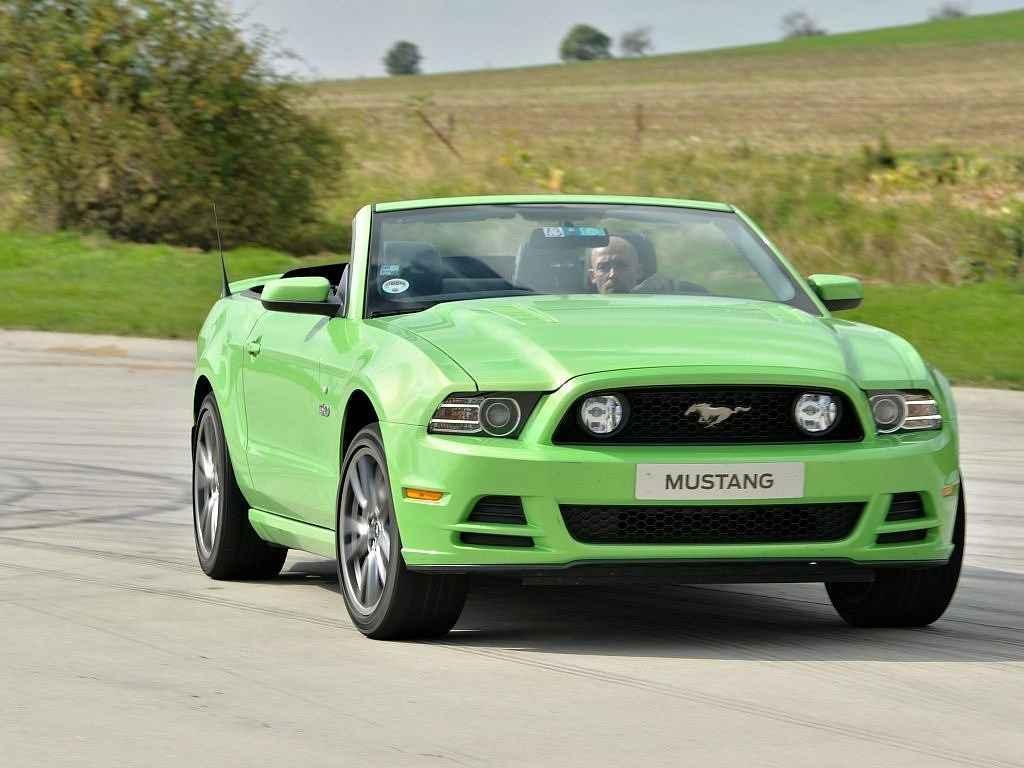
685,403,751,428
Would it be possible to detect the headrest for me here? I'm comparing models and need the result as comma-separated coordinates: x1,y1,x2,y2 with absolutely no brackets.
514,228,598,292
618,233,657,279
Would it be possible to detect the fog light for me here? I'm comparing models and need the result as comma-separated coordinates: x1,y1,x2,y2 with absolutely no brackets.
579,393,626,436
794,393,838,434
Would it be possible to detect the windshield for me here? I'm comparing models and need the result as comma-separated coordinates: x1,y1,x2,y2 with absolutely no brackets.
366,204,816,317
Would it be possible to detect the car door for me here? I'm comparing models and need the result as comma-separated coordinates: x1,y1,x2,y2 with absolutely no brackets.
241,310,332,522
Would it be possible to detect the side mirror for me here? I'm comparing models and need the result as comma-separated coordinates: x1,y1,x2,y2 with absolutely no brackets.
261,277,340,316
807,274,863,311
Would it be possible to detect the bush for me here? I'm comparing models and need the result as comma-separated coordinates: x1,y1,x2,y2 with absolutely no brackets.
862,134,898,170
0,0,344,253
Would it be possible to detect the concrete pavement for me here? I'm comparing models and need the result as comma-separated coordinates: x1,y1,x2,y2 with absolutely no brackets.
1,330,1021,767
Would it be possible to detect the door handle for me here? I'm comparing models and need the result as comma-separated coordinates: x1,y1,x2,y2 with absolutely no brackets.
246,340,262,357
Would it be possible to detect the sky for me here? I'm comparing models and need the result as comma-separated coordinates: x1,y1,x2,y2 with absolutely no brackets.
227,0,1024,79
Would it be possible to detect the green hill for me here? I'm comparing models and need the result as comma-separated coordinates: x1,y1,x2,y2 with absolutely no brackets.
308,9,1024,162
313,9,1024,101
758,7,1024,49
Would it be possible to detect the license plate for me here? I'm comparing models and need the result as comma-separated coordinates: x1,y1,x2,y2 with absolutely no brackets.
635,463,805,501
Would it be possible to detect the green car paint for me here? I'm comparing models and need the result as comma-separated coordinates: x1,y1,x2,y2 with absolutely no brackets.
374,193,734,213
194,195,959,575
261,276,332,303
807,274,865,310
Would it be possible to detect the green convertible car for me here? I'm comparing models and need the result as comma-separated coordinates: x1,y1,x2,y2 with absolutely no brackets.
192,195,964,639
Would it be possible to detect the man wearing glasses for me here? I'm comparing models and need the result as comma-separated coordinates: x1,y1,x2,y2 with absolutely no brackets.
589,235,675,294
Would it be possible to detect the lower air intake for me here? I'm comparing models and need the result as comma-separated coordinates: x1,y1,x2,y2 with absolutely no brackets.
459,532,533,548
560,503,863,545
467,496,527,525
886,492,925,522
877,529,928,545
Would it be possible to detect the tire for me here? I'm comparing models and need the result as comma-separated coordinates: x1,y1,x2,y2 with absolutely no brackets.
336,424,468,640
826,486,965,627
192,393,287,580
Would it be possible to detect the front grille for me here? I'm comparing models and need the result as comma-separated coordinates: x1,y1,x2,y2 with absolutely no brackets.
560,503,863,545
552,386,863,444
886,492,925,522
467,496,527,525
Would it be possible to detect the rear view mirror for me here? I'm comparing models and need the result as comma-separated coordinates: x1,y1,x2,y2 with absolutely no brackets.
528,226,610,252
261,277,339,316
807,274,863,311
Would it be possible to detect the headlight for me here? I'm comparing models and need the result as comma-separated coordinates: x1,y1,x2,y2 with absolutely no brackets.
794,392,838,435
428,393,539,438
868,391,941,433
579,393,628,437
480,397,520,437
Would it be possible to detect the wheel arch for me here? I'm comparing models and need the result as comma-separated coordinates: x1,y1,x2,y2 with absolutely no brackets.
340,388,381,464
194,375,214,420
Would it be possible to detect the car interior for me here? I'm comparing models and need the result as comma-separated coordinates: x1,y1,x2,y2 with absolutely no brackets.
367,228,667,302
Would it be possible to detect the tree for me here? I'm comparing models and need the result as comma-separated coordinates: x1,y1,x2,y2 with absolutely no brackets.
619,26,653,57
0,0,342,252
559,24,613,62
780,10,827,39
929,2,969,20
384,41,422,76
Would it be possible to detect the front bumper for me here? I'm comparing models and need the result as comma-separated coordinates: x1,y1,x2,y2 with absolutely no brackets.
381,368,960,576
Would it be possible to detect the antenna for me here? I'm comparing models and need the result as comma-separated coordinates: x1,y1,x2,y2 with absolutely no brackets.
212,200,231,298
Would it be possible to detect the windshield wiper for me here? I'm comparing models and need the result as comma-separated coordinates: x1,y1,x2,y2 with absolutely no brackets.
370,306,430,318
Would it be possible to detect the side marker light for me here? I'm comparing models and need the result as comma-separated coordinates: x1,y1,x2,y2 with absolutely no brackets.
403,488,444,502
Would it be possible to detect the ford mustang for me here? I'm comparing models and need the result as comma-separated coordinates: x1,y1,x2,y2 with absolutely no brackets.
192,195,963,639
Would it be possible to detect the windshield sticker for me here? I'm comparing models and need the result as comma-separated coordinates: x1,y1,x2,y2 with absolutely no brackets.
379,264,401,277
381,278,410,295
542,226,607,238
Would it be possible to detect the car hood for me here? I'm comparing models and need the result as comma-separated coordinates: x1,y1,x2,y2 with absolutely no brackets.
382,295,930,391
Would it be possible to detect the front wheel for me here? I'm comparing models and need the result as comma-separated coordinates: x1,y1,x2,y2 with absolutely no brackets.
827,486,965,627
337,425,468,640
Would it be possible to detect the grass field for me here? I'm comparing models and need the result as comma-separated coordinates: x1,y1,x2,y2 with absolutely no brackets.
846,280,1024,389
0,231,1019,388
0,232,333,339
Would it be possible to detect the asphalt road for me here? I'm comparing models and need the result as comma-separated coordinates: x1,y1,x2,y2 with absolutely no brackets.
1,329,1021,768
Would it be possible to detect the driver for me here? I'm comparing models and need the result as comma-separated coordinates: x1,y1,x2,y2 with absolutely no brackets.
588,236,640,294
588,235,673,294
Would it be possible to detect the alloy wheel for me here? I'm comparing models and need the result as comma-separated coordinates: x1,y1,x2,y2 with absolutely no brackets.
193,412,221,559
340,450,393,614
